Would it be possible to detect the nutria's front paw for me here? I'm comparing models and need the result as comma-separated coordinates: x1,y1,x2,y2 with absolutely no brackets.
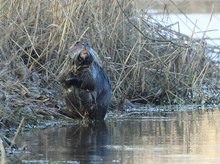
64,76,80,88
59,72,79,88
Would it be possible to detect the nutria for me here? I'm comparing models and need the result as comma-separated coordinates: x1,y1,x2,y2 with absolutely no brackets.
58,40,112,120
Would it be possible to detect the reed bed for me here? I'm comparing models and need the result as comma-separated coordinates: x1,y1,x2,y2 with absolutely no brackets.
0,0,219,126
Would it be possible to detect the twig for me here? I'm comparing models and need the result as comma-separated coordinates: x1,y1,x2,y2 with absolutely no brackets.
9,117,25,150
0,138,6,164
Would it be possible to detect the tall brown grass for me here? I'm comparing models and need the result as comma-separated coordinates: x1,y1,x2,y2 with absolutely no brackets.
0,0,219,111
0,138,6,164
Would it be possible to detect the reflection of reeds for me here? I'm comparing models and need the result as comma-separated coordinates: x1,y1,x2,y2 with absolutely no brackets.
0,0,219,110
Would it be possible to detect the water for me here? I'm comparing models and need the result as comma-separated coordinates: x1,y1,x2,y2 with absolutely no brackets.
137,0,220,62
152,13,220,47
11,108,220,163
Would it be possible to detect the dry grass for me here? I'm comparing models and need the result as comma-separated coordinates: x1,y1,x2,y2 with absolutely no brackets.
0,137,6,164
0,0,219,124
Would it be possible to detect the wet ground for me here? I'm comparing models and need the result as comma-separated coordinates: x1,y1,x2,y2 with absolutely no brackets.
8,106,220,163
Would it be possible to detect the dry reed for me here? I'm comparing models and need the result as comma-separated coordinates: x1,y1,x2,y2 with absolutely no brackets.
0,0,219,122
0,138,6,164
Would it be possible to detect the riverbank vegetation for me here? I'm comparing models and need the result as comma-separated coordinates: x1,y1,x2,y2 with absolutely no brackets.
0,0,219,128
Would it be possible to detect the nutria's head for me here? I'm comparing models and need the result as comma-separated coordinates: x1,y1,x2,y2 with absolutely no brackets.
58,40,101,82
68,41,94,68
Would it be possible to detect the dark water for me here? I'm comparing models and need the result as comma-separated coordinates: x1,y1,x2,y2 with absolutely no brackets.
10,107,220,164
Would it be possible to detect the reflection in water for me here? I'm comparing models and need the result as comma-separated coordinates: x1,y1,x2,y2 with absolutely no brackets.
15,121,111,163
14,108,220,163
107,109,220,163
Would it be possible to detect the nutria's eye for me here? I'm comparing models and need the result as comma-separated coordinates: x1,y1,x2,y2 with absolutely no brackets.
75,41,80,45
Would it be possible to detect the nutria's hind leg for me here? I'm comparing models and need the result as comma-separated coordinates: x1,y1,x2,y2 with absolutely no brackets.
88,104,108,120
90,91,111,120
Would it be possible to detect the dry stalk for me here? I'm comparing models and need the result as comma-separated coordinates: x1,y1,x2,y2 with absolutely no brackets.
0,138,6,164
9,117,24,150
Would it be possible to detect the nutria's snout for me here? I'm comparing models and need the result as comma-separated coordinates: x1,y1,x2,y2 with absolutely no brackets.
77,49,94,65
80,49,88,59
77,49,88,63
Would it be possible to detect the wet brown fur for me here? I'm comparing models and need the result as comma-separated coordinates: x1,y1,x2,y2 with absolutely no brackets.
58,40,111,120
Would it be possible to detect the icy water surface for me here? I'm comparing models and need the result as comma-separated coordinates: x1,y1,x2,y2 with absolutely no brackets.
11,107,220,163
